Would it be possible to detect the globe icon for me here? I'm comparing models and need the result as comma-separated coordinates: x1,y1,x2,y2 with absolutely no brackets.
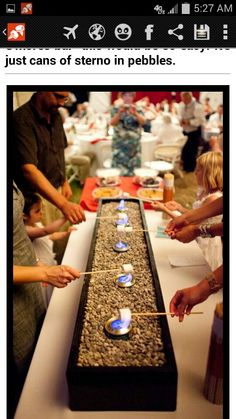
88,24,105,41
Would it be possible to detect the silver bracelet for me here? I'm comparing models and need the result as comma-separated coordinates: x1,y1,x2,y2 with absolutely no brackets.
199,224,213,238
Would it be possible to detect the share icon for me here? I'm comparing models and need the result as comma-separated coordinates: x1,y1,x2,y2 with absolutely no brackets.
168,24,184,40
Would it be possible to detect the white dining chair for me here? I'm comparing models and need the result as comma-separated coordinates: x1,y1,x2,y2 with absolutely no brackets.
99,142,112,169
154,136,188,177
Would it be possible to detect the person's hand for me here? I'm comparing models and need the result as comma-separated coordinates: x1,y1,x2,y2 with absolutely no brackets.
169,224,199,243
119,106,126,114
61,200,86,224
169,279,211,322
164,201,181,211
165,213,189,236
44,265,81,288
129,104,137,115
152,201,176,219
67,226,77,233
181,119,189,126
152,201,166,211
61,180,73,199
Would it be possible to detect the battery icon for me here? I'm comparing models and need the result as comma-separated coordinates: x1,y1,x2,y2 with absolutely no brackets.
181,2,190,14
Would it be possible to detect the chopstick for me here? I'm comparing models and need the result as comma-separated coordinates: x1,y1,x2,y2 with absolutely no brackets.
132,311,203,316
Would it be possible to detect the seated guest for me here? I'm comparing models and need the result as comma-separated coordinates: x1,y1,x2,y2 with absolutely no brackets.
208,104,223,132
155,102,162,115
203,97,213,120
136,96,157,132
89,91,111,114
154,114,184,144
160,98,169,112
58,106,70,123
169,98,179,116
72,101,95,126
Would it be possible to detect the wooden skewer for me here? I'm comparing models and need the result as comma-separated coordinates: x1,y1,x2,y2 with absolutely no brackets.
130,229,156,233
86,215,117,220
128,195,157,204
80,268,120,275
127,195,174,220
127,195,175,218
132,311,204,316
117,228,156,233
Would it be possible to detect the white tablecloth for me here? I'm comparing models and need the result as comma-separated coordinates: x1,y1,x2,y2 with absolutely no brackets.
65,132,158,167
15,211,223,419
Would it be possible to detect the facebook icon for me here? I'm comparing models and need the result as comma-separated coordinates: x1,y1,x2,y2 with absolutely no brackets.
145,24,154,40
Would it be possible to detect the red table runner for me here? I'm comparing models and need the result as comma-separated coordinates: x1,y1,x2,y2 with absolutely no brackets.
80,177,162,212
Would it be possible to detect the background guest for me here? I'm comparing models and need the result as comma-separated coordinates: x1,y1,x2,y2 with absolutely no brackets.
135,96,157,132
178,91,205,172
110,91,145,176
155,114,184,144
208,104,223,132
203,97,213,120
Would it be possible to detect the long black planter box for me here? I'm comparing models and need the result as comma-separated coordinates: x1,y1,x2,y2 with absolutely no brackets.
67,198,178,411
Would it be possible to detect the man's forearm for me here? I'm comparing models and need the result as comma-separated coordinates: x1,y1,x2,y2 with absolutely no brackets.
22,163,67,209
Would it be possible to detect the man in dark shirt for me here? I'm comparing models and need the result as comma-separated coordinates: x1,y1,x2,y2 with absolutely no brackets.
13,92,85,224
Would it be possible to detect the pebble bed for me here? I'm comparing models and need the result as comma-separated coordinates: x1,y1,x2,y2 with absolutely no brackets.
77,201,166,367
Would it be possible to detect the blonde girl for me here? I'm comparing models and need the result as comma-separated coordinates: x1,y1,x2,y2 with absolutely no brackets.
154,151,223,270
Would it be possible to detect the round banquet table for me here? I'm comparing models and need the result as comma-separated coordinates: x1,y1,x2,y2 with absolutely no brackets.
65,132,158,167
14,211,223,419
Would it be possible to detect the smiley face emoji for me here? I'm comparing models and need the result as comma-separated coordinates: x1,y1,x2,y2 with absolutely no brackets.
115,24,132,41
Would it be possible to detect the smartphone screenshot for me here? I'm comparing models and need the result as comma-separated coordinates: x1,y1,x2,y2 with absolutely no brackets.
0,1,233,418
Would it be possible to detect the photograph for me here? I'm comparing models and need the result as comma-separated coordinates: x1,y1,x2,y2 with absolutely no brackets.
8,87,227,418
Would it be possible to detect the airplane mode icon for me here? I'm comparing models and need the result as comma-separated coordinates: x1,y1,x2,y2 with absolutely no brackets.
63,24,79,40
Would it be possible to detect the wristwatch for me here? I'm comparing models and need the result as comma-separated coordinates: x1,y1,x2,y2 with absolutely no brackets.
198,224,214,238
206,272,221,293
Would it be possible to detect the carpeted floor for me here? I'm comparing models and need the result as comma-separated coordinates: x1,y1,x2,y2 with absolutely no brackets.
174,171,198,209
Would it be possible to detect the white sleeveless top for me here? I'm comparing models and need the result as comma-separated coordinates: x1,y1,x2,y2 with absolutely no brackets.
192,189,223,271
